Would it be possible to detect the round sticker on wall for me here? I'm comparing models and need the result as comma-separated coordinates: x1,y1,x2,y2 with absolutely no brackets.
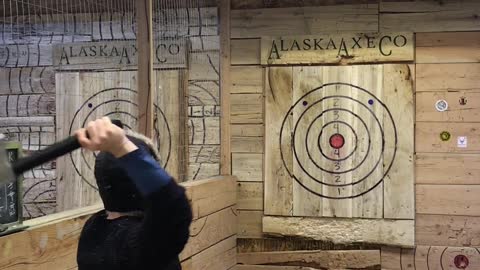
440,131,451,141
435,99,448,112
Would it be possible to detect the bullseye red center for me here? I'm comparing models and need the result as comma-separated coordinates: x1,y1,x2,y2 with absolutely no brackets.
329,133,345,149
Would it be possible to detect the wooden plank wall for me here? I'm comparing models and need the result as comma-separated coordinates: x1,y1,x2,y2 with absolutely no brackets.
0,7,222,217
0,176,237,270
229,0,480,268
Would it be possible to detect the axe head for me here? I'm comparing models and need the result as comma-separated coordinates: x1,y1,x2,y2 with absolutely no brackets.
0,142,15,185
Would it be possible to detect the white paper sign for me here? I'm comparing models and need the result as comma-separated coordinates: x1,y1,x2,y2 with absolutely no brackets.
457,136,467,148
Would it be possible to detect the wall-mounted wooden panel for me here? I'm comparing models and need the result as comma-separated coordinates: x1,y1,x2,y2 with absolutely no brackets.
416,32,480,64
416,91,480,122
416,153,480,185
416,214,480,246
231,5,378,38
416,63,480,92
417,185,480,216
231,39,261,65
416,122,480,153
380,1,480,32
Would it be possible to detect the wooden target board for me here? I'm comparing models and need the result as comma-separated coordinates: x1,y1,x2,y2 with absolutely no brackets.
56,71,184,211
265,65,414,222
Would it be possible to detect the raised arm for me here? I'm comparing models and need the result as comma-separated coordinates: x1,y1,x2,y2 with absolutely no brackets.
76,117,192,265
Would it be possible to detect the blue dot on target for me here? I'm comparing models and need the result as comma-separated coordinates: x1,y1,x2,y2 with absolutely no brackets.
368,99,374,105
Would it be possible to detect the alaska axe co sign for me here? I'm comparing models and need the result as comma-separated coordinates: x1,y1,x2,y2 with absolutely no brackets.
261,32,414,65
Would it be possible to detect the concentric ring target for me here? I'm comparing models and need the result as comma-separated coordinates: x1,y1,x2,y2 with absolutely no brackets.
68,87,172,190
280,83,397,199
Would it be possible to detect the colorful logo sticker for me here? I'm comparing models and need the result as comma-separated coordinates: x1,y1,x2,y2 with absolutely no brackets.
435,99,448,112
440,131,451,141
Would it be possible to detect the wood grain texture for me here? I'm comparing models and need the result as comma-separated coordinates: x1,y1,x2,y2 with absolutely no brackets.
231,66,263,94
231,93,264,124
190,235,237,270
237,182,263,210
261,33,414,66
231,39,261,65
381,245,480,270
265,65,413,220
415,122,480,153
136,0,154,137
185,176,237,219
219,0,232,175
232,153,263,182
416,32,480,64
383,64,414,219
236,238,381,253
180,206,237,260
231,5,378,38
231,0,378,9
237,250,380,269
0,205,100,270
380,1,480,32
234,266,317,270
416,91,480,122
416,214,480,246
264,67,293,216
416,153,480,185
416,185,480,216
238,210,263,238
263,216,414,246
232,137,264,153
56,71,182,210
231,124,264,137
416,63,480,92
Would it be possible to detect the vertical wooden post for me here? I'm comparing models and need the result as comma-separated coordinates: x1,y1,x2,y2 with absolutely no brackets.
219,0,231,175
136,0,154,138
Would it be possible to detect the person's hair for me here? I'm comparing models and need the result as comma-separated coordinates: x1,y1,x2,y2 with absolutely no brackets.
94,131,159,212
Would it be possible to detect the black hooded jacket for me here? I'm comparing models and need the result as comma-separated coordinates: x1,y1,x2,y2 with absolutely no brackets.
76,147,192,270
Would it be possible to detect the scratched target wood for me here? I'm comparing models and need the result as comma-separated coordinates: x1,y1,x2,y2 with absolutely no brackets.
56,71,183,211
265,65,414,222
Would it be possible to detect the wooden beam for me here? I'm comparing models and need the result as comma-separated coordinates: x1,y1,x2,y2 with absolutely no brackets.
219,0,232,175
237,250,380,269
263,216,414,247
136,0,154,138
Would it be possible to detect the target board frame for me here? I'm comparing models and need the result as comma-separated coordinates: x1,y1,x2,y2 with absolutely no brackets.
265,65,414,219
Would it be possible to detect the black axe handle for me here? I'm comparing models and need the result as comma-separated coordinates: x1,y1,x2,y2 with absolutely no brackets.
12,119,124,176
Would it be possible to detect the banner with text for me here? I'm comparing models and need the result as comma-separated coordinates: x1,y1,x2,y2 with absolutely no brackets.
261,32,414,65
53,39,187,70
